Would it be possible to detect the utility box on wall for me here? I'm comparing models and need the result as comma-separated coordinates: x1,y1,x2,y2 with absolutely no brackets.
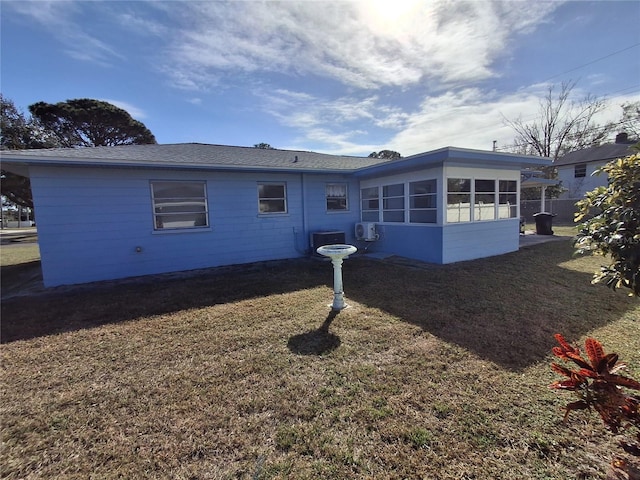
311,231,346,252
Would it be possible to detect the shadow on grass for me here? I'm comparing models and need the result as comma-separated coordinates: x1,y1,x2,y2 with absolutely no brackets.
344,241,639,371
0,260,43,297
288,310,341,355
1,259,329,344
1,241,637,372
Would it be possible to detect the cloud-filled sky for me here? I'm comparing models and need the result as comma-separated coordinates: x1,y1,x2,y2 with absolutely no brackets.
1,0,639,156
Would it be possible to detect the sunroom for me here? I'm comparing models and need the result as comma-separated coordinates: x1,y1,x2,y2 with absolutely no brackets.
353,147,546,264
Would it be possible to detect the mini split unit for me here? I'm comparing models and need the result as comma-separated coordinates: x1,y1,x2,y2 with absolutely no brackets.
355,222,377,241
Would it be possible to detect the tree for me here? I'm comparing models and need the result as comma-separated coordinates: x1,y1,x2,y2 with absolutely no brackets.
503,81,612,161
574,149,640,296
368,150,401,160
254,143,274,149
29,98,156,147
619,101,640,139
1,95,58,208
1,94,58,150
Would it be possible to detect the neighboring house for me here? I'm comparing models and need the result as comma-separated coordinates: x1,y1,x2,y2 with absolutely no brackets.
555,133,637,199
1,143,549,287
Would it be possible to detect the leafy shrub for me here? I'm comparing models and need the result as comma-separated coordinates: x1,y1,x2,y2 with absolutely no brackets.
550,334,640,478
574,151,640,296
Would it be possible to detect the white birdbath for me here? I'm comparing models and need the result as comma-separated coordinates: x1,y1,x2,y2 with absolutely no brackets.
316,244,357,311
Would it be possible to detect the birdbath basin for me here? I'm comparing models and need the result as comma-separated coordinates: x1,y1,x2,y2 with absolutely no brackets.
316,244,357,311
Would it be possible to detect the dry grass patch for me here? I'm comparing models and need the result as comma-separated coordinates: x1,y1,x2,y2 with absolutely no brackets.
1,241,639,479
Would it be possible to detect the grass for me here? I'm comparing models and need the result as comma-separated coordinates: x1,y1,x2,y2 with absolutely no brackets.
1,239,639,479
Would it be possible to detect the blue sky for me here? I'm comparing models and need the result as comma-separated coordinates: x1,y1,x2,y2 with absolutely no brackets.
1,0,639,156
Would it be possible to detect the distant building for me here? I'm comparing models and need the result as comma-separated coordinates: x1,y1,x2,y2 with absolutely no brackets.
555,132,637,199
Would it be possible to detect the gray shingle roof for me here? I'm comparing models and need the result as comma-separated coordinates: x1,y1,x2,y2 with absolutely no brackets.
554,143,636,166
0,143,383,172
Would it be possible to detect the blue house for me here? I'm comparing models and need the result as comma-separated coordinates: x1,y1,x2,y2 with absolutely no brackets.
1,143,550,287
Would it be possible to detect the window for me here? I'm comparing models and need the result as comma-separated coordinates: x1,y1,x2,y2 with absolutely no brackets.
382,183,405,222
361,186,379,222
258,183,287,214
409,179,437,223
498,180,518,219
151,181,208,230
326,183,348,211
575,163,587,178
474,179,496,221
447,178,471,223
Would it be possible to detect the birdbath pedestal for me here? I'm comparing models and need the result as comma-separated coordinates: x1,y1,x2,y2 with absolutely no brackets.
316,244,358,311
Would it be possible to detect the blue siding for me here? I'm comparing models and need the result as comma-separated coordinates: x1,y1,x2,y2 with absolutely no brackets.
364,224,443,264
441,219,520,263
30,166,349,286
302,174,361,247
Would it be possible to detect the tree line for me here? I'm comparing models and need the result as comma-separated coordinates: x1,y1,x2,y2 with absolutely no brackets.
1,96,157,207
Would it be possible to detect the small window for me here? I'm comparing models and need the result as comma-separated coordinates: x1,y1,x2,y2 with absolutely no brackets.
258,183,287,214
326,183,348,211
151,181,208,230
474,179,496,221
498,180,518,219
575,163,587,178
382,183,404,222
447,178,471,223
361,186,379,222
409,179,437,223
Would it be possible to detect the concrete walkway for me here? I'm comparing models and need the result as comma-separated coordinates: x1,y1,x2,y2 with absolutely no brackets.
519,230,573,247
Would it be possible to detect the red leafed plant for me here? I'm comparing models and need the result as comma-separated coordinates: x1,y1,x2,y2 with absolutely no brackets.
550,334,640,477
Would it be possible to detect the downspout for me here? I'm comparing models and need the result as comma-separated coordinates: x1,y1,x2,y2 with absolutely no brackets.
297,172,309,254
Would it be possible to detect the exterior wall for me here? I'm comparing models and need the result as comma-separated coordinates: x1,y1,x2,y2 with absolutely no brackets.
29,166,357,286
358,164,521,265
299,173,361,247
442,219,520,263
363,224,443,263
557,161,608,199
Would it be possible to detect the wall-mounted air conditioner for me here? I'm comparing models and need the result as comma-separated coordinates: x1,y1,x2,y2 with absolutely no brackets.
355,222,377,241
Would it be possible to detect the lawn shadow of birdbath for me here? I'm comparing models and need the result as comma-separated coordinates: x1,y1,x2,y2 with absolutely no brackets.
287,310,341,355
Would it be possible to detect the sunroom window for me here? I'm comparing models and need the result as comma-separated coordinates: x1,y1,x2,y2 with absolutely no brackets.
151,181,209,230
409,179,437,223
498,180,518,219
382,183,405,222
447,178,471,223
361,186,379,222
474,179,496,221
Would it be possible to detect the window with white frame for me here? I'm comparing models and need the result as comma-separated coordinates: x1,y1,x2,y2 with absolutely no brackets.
474,179,496,221
326,183,348,211
382,183,405,222
361,186,379,222
258,182,287,214
151,181,209,230
409,179,437,223
447,178,471,223
574,163,587,178
498,180,518,219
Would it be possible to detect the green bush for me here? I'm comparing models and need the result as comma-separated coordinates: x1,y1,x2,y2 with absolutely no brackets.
575,151,640,296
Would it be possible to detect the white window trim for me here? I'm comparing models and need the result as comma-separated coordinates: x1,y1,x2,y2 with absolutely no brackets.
446,177,519,224
360,177,439,225
257,182,288,215
150,180,210,232
326,183,349,213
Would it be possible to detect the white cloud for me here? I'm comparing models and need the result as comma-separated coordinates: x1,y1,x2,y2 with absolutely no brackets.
162,0,563,91
4,1,123,66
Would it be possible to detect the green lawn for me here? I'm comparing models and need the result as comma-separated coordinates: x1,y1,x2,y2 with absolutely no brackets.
1,240,638,479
